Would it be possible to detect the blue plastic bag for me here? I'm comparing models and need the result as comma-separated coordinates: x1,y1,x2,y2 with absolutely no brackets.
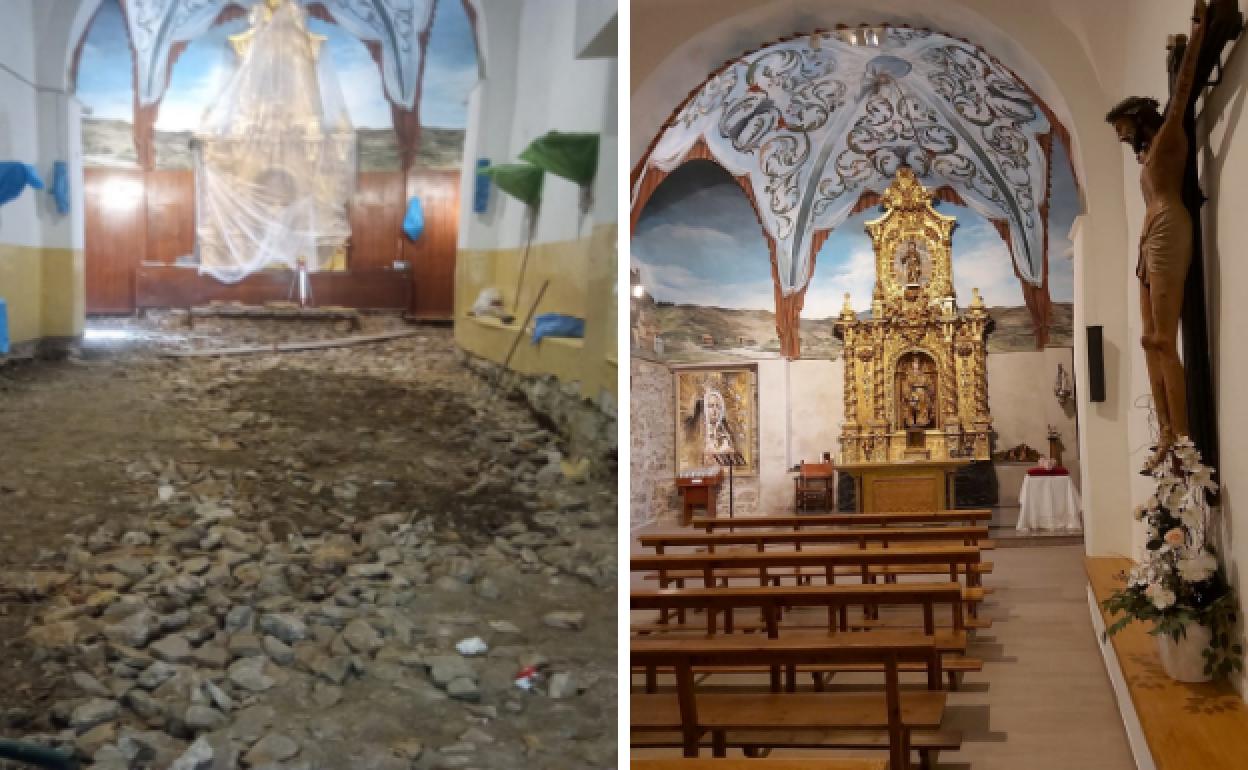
532,313,585,344
0,298,9,355
402,197,424,241
51,161,70,215
0,163,43,207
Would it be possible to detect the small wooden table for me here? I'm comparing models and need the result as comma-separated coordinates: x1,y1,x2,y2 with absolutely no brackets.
837,460,970,513
676,468,723,525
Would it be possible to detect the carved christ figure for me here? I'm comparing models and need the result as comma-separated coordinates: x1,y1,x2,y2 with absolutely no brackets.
1106,0,1208,472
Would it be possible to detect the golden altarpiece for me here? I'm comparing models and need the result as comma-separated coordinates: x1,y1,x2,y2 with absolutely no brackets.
835,168,993,464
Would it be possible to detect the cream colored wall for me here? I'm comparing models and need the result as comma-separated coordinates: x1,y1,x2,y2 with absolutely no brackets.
630,351,1068,516
986,348,1082,494
629,0,1137,555
455,0,617,407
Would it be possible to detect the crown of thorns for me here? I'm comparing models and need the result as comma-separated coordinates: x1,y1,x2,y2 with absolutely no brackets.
1106,96,1162,123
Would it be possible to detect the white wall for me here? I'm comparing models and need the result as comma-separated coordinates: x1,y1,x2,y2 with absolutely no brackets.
458,0,616,252
0,0,42,249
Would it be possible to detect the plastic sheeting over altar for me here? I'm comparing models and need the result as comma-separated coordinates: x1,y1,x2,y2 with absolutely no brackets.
633,27,1064,297
193,0,356,282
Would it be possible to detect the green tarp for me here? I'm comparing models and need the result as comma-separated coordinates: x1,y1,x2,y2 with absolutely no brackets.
482,163,544,206
519,131,599,186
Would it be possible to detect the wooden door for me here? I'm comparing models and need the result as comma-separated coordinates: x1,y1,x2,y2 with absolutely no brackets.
84,168,147,314
404,169,459,319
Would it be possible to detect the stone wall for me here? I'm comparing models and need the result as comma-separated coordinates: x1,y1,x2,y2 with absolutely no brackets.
629,357,675,529
460,351,617,479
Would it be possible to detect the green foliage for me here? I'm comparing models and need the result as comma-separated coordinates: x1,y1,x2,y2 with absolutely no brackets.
1101,581,1243,678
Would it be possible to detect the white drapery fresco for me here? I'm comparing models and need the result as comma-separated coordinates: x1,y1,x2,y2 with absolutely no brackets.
123,0,435,110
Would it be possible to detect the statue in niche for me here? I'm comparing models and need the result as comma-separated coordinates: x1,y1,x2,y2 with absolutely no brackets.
897,241,925,285
1106,0,1242,472
900,356,935,429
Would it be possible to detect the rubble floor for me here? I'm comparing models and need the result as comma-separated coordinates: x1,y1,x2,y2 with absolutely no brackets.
0,315,617,769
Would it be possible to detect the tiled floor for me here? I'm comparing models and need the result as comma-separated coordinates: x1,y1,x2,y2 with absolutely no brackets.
629,540,1136,769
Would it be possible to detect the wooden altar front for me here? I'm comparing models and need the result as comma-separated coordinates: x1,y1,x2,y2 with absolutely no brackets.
837,459,970,513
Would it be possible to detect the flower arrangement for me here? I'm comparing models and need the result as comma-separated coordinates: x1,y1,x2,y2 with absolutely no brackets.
1101,437,1243,678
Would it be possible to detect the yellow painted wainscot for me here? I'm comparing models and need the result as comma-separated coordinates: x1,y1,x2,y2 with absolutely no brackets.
0,243,85,348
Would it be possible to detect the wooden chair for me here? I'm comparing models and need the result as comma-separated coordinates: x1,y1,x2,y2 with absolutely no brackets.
795,461,836,512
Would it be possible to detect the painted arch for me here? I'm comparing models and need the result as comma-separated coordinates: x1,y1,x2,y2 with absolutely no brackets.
631,25,1077,358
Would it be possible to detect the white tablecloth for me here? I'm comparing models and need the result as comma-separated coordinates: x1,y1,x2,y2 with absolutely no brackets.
1016,475,1083,532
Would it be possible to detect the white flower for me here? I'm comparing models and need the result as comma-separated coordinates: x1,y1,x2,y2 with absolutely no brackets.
1178,551,1218,583
1146,583,1177,610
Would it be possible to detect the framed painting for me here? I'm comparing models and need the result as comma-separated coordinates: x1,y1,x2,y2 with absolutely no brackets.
673,365,757,476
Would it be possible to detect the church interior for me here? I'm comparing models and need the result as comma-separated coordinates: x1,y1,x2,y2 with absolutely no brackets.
629,1,1248,768
1,1,617,768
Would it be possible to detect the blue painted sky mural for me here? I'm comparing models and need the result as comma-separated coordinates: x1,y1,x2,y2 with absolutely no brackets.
76,0,478,132
633,139,1078,321
632,143,1079,359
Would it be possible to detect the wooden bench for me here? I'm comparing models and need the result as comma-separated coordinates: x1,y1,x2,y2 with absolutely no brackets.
640,525,993,552
690,509,992,531
632,545,985,590
631,635,953,770
631,729,959,769
632,583,979,689
631,758,888,769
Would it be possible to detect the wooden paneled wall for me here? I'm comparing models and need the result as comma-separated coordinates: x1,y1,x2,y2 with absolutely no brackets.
84,168,146,314
84,166,459,317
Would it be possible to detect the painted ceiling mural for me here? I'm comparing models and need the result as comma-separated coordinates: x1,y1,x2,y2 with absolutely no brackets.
631,139,1078,362
632,26,1075,357
76,0,478,170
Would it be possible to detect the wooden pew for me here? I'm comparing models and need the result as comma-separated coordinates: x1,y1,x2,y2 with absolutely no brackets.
632,545,985,589
631,760,888,770
690,509,992,531
632,582,965,634
631,635,951,770
639,525,993,552
631,582,979,689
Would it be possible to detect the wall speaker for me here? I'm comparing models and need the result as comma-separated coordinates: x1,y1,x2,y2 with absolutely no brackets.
1087,325,1106,403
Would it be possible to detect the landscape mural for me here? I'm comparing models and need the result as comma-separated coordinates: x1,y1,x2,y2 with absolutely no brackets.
631,142,1080,362
76,0,478,171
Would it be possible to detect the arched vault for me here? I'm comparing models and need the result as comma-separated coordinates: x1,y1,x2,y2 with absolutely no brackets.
632,25,1075,357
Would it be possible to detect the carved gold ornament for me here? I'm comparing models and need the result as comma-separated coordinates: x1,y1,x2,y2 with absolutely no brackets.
835,169,993,462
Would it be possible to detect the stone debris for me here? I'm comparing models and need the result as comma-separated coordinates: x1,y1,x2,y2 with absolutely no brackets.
0,319,616,769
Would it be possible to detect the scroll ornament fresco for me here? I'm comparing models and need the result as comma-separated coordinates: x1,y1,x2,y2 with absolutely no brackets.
634,27,1065,354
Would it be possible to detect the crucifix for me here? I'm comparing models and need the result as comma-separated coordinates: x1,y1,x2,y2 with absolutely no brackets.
1106,0,1242,474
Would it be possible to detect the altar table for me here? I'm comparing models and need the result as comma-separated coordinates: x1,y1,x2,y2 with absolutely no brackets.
836,459,969,512
1017,475,1083,532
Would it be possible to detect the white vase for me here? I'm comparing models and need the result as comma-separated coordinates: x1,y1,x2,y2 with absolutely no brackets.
1156,622,1214,683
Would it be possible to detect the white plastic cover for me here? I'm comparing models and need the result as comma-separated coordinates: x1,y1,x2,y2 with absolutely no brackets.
194,1,356,283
